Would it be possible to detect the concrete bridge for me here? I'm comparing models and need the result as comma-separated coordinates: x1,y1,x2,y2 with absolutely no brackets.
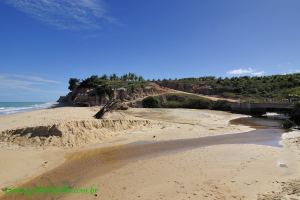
230,102,294,116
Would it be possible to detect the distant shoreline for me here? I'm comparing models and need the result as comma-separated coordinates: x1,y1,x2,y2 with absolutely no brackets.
0,102,57,116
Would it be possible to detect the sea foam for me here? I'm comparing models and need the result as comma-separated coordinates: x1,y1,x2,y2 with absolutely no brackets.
0,102,56,116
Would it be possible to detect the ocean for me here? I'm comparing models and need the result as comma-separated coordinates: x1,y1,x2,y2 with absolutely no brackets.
0,102,56,116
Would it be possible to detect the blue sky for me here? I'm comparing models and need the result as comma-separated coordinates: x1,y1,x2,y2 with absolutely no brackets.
1,0,300,101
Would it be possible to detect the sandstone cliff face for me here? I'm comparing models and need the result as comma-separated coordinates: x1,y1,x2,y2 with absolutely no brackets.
58,83,166,107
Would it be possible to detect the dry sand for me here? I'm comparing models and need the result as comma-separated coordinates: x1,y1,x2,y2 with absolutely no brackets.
0,107,300,200
61,145,299,200
0,107,253,148
0,107,156,147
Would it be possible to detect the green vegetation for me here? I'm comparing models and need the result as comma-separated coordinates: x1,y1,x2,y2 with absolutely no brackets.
68,73,147,97
69,73,300,103
164,93,212,109
67,73,300,123
66,73,148,103
142,93,231,110
72,73,146,90
282,87,300,98
68,78,80,91
211,100,232,111
158,73,300,102
142,96,161,108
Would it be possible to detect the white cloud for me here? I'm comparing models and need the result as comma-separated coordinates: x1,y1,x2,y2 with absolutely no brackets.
0,73,60,92
11,74,60,84
227,68,254,75
284,69,300,75
3,0,112,30
251,71,265,76
227,67,265,76
281,69,300,75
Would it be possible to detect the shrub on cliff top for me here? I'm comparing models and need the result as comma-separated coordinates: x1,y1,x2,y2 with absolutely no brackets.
68,78,80,91
74,73,146,90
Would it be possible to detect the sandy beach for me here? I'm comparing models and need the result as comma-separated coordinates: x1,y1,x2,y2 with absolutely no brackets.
0,107,300,200
3,0,300,199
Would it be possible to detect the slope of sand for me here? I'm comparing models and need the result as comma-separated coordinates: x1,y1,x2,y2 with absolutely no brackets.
0,107,300,200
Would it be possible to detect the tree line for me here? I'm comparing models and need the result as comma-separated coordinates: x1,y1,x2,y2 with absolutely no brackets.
68,73,145,91
157,73,300,102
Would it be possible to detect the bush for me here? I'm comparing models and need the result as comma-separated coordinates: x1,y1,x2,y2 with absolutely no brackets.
142,93,234,111
212,100,232,111
185,98,212,109
95,85,114,98
166,94,186,102
162,94,212,109
142,96,161,108
282,119,295,129
165,100,183,108
222,92,237,99
164,94,189,108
